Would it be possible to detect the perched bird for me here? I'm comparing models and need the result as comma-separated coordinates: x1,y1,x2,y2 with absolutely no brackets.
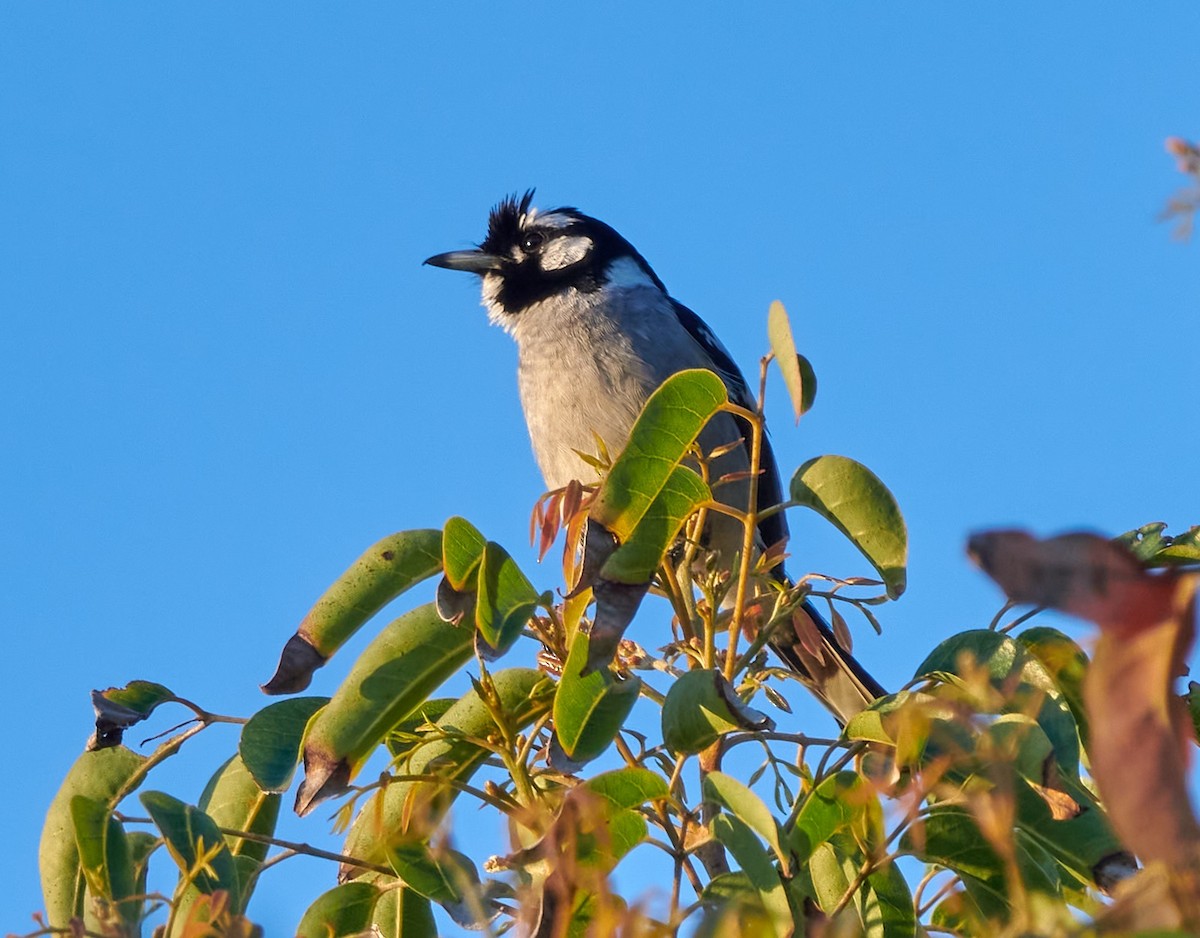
425,191,884,723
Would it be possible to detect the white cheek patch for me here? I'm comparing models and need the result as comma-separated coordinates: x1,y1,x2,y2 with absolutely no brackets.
539,235,593,272
480,272,516,332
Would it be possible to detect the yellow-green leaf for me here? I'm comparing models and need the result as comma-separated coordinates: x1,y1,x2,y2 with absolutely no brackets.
790,455,907,599
590,369,727,542
295,603,473,815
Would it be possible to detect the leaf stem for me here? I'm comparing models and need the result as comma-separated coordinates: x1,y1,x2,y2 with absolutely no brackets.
723,358,770,682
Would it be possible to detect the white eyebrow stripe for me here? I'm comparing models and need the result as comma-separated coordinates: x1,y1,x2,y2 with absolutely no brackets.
539,235,593,271
529,211,576,230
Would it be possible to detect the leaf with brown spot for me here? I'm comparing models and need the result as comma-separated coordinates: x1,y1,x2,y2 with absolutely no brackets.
263,529,443,694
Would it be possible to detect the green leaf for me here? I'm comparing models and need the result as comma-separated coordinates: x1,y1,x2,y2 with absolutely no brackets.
865,861,917,938
295,603,474,815
904,803,1006,886
127,830,158,887
599,808,650,864
1115,521,1169,561
198,753,282,896
442,516,488,590
69,796,139,928
566,770,666,870
371,881,438,938
238,695,329,793
590,369,727,542
386,843,479,905
789,771,883,864
1116,522,1200,567
550,628,641,768
1158,525,1200,564
474,541,539,658
92,680,175,716
387,846,497,930
789,455,908,599
809,836,915,938
929,885,988,936
583,767,670,810
842,703,897,746
704,771,789,874
661,669,773,755
915,629,1080,776
40,746,147,928
263,529,444,694
89,680,177,749
1016,626,1090,750
767,300,816,421
341,668,554,873
598,466,710,585
1011,770,1125,893
711,813,793,938
698,871,780,936
296,881,381,938
140,790,240,906
905,801,1070,926
385,698,458,759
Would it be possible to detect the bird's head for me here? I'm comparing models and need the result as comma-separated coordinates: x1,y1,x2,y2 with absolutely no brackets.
424,190,665,329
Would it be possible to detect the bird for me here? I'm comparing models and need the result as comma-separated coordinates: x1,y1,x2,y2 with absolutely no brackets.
424,190,884,724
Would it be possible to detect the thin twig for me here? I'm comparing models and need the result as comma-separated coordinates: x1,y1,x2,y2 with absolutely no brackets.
722,359,770,682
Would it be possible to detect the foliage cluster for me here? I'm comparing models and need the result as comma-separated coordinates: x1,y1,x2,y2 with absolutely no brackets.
25,304,1200,937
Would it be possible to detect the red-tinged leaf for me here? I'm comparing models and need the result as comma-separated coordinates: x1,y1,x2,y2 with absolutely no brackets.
1087,572,1199,869
791,606,826,664
829,605,852,654
970,529,1200,872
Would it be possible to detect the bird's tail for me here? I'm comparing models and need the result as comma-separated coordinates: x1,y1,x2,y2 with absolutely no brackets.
768,597,886,726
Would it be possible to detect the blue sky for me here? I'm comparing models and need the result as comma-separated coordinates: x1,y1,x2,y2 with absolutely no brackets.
4,4,1199,933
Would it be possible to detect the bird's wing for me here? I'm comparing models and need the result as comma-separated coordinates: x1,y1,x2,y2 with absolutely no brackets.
669,300,789,552
671,301,884,726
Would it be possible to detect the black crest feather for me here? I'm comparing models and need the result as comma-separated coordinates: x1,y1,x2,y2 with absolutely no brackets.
483,189,537,253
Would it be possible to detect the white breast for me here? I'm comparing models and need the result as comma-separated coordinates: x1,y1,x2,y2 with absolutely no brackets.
508,283,753,553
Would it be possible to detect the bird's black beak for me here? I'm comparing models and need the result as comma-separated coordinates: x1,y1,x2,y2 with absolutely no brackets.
423,250,505,273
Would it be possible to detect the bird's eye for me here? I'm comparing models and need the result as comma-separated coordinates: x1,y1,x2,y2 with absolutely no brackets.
520,231,545,252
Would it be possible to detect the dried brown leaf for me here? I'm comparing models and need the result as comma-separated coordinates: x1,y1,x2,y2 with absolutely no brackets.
970,528,1200,872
